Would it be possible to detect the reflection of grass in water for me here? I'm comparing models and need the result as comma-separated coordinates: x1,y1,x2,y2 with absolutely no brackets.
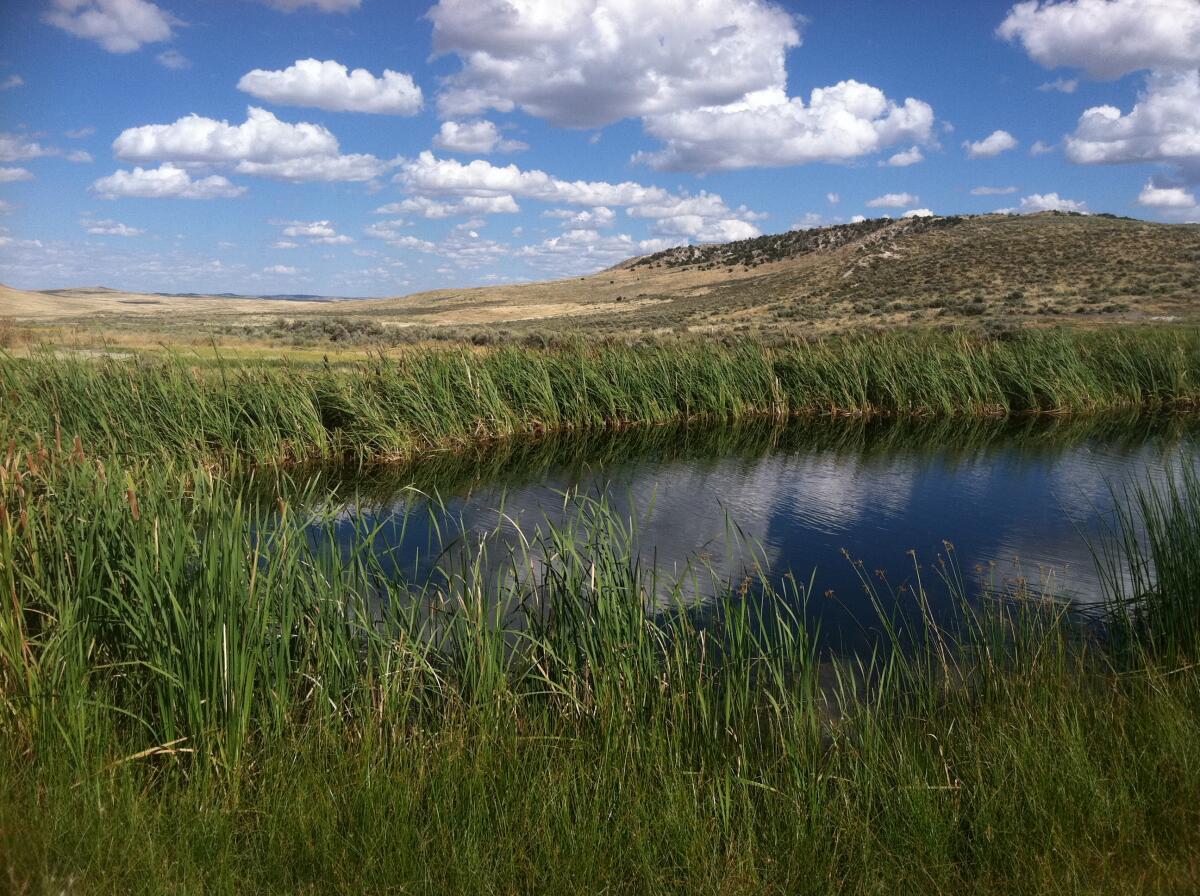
242,410,1198,511
4,326,1200,464
3,445,1200,893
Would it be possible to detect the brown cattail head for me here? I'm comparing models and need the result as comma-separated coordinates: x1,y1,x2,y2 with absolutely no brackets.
127,488,141,522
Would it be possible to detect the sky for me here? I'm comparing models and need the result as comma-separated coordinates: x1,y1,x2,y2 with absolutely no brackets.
0,0,1197,296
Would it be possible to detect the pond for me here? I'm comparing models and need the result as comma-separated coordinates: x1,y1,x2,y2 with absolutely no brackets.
272,414,1197,651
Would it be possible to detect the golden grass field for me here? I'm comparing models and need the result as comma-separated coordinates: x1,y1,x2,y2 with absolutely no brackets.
3,212,1197,354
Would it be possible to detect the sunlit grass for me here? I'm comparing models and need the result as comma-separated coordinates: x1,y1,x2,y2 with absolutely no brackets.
1,434,1198,893
3,326,1198,465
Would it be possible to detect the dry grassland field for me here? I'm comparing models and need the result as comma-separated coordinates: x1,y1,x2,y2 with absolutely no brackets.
4,212,1198,355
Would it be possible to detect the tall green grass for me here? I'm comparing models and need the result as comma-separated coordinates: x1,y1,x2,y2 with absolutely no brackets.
2,434,1198,893
4,326,1198,463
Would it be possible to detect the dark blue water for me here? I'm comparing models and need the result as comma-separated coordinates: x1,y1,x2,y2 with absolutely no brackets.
292,416,1197,647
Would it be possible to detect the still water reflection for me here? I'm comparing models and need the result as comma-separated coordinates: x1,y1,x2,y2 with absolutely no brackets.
267,415,1196,647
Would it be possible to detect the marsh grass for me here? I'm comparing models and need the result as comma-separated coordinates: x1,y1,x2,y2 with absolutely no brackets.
1,433,1199,893
3,326,1198,464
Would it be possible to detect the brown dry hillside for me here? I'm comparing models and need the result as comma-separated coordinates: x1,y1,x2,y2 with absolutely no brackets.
4,212,1198,345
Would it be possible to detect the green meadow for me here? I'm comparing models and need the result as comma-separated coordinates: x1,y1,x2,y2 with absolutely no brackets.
1,328,1198,894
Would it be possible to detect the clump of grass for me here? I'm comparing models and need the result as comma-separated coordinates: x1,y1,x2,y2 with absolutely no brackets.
3,327,1198,465
1,438,1199,893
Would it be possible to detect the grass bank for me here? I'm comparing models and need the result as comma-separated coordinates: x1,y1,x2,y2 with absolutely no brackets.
1,437,1199,893
3,326,1199,463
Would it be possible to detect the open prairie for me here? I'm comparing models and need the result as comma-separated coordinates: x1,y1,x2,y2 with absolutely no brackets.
5,213,1198,353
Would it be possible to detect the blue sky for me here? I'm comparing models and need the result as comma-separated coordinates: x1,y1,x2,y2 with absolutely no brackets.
1,0,1197,295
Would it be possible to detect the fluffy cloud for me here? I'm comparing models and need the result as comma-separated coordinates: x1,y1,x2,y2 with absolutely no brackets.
882,146,924,167
433,120,527,154
514,228,669,276
0,133,54,163
280,220,353,244
624,191,763,241
964,129,1018,158
362,220,436,252
263,264,298,274
1136,180,1199,219
397,152,670,207
83,218,144,236
1019,192,1088,212
1030,140,1055,155
112,106,390,182
114,106,338,163
866,192,918,208
388,152,762,255
428,0,800,128
971,185,1017,195
237,59,422,115
639,82,935,171
998,0,1200,80
427,0,935,173
1064,70,1200,173
44,0,176,54
902,208,934,218
380,194,521,218
235,154,389,182
1137,181,1197,208
544,206,616,228
91,164,246,199
0,167,33,182
0,75,23,91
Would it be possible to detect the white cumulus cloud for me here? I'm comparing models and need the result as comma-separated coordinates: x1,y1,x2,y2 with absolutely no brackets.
964,129,1018,158
91,164,246,199
382,195,521,219
0,133,55,163
866,192,918,208
114,106,339,163
44,0,176,54
998,0,1200,80
882,146,924,167
1137,181,1197,208
639,82,935,171
427,0,935,173
902,208,934,218
1064,70,1200,174
237,59,422,115
1019,192,1088,213
428,0,800,128
280,220,353,245
1136,180,1199,219
0,167,33,182
112,106,391,182
433,120,527,154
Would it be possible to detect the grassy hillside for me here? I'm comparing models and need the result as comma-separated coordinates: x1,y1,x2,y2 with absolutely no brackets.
3,212,1197,352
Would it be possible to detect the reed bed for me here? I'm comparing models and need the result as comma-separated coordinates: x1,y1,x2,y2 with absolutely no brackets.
1,435,1199,893
4,326,1199,464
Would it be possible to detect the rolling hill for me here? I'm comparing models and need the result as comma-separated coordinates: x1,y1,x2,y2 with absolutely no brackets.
3,212,1197,346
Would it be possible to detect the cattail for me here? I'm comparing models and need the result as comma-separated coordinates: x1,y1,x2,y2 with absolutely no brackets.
127,487,141,521
73,435,85,463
